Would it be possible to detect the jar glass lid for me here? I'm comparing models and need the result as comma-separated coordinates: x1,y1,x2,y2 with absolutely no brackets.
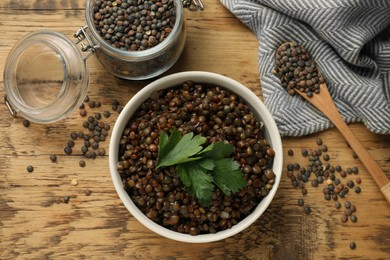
3,30,88,123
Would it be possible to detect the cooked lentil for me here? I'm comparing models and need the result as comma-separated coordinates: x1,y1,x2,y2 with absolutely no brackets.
117,81,276,235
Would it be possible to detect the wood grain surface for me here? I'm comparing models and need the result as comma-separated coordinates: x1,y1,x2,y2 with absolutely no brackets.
0,1,389,259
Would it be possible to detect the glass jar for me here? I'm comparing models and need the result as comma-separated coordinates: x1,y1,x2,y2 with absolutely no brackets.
3,0,204,123
85,0,186,80
3,30,89,123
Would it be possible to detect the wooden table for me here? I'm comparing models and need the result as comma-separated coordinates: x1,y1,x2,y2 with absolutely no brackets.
1,1,389,259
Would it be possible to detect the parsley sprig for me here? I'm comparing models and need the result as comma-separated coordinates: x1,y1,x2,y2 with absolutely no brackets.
156,130,247,206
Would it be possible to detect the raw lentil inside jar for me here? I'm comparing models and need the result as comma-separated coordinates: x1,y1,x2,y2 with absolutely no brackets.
85,0,186,80
117,81,276,235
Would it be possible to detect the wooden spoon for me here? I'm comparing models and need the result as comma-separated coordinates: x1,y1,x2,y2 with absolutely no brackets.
276,42,390,203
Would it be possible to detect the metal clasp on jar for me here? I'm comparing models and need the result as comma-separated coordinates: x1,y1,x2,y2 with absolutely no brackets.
74,25,98,60
4,95,17,118
182,0,204,11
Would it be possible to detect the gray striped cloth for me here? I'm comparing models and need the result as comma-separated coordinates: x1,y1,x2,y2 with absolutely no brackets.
221,0,390,136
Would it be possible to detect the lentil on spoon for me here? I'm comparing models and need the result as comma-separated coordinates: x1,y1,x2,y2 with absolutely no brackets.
273,41,325,97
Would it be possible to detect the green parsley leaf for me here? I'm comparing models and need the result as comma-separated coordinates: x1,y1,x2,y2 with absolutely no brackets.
159,131,169,151
157,130,249,206
177,161,214,206
213,158,247,196
177,164,191,187
176,158,215,204
156,130,207,168
200,141,234,160
157,130,181,166
197,158,215,171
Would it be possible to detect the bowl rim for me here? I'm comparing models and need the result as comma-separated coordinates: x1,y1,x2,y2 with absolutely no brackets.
109,71,283,243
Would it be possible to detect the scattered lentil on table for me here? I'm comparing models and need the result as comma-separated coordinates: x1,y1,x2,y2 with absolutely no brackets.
285,137,362,231
89,101,96,109
71,132,78,140
50,154,57,163
79,160,86,168
26,165,34,173
80,108,87,117
64,146,72,155
103,111,111,118
61,95,118,168
22,119,30,127
63,196,70,204
68,140,75,148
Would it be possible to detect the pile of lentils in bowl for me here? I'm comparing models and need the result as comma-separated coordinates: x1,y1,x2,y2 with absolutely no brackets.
92,0,176,51
117,81,276,235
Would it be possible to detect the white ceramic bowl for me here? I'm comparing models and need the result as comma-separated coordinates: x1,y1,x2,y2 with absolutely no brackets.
109,71,283,243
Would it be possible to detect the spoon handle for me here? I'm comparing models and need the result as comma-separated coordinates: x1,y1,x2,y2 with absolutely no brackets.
332,108,390,203
300,84,390,203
